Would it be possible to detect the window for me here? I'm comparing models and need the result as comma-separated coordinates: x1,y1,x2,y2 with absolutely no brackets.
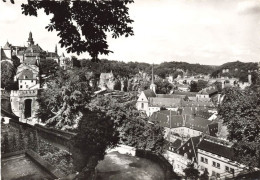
216,163,220,169
201,157,208,164
230,168,234,174
31,80,33,83
20,80,22,83
212,171,216,176
205,158,208,164
212,161,216,167
225,166,229,172
26,85,28,88
20,85,22,88
141,103,144,109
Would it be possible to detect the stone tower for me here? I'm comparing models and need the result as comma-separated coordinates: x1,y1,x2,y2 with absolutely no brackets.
150,64,157,93
27,31,34,46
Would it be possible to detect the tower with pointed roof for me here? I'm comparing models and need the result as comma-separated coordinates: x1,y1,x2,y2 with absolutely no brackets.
2,41,12,59
27,31,34,46
150,64,157,93
55,44,57,54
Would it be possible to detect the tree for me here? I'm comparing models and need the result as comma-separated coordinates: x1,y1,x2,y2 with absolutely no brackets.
183,163,200,180
36,69,92,130
1,61,16,89
88,94,166,154
197,80,208,92
19,1,134,61
190,81,198,92
71,109,119,179
154,79,173,94
200,169,209,180
218,86,260,168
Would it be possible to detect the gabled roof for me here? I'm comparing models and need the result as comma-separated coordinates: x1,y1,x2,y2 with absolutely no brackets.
25,44,43,54
176,136,201,162
18,69,34,79
150,110,218,133
3,41,11,50
198,138,234,160
143,89,156,98
149,97,182,107
198,86,218,95
156,94,186,98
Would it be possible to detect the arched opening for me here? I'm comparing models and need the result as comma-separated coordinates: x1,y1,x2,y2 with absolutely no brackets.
24,99,32,118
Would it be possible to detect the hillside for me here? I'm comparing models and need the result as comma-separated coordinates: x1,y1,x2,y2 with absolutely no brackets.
211,61,258,82
79,59,216,78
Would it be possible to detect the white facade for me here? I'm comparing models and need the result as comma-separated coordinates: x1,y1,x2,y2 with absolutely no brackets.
136,91,149,114
19,79,37,90
198,149,244,179
171,127,202,138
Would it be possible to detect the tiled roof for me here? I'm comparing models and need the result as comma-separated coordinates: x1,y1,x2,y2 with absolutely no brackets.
24,58,38,65
149,97,181,107
18,69,36,79
181,100,215,107
198,86,218,95
173,91,197,97
207,123,219,137
156,94,186,98
143,89,156,98
3,41,11,50
150,110,218,133
198,138,234,159
166,139,182,151
25,44,43,54
185,116,214,132
176,136,201,162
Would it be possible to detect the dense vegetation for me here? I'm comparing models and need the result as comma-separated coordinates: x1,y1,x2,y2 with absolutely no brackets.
211,61,258,82
79,59,216,78
218,74,260,168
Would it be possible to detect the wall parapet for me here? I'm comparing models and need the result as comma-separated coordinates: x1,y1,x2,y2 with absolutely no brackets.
11,90,38,97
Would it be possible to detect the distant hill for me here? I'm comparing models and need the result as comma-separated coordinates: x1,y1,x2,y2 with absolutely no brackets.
211,61,258,82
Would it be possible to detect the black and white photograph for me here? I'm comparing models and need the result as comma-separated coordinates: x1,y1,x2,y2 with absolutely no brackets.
0,0,260,179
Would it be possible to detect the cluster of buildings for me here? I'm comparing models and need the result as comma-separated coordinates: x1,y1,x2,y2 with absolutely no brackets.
135,66,255,178
1,32,71,121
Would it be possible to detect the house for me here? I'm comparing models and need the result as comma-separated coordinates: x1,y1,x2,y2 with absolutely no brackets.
150,110,219,139
197,135,245,179
196,86,218,99
136,89,156,113
164,136,201,175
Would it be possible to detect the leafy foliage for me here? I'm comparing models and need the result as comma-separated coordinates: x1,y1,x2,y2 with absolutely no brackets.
154,79,174,94
211,61,258,82
1,61,16,89
200,169,209,180
218,84,260,168
183,163,200,180
88,94,166,154
20,1,134,61
36,69,92,129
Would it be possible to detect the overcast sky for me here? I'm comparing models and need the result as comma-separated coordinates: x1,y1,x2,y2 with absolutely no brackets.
0,0,259,65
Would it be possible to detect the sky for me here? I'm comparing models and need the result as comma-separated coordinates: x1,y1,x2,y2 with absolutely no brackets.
0,0,260,65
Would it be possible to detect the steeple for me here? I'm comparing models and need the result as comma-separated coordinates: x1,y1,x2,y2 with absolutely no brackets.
27,31,34,46
55,44,57,54
150,63,157,93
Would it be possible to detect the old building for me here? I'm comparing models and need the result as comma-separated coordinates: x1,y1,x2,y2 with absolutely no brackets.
197,135,245,179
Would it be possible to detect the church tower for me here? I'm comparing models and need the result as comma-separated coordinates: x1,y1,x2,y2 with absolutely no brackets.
150,64,157,93
55,44,58,54
27,31,34,46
